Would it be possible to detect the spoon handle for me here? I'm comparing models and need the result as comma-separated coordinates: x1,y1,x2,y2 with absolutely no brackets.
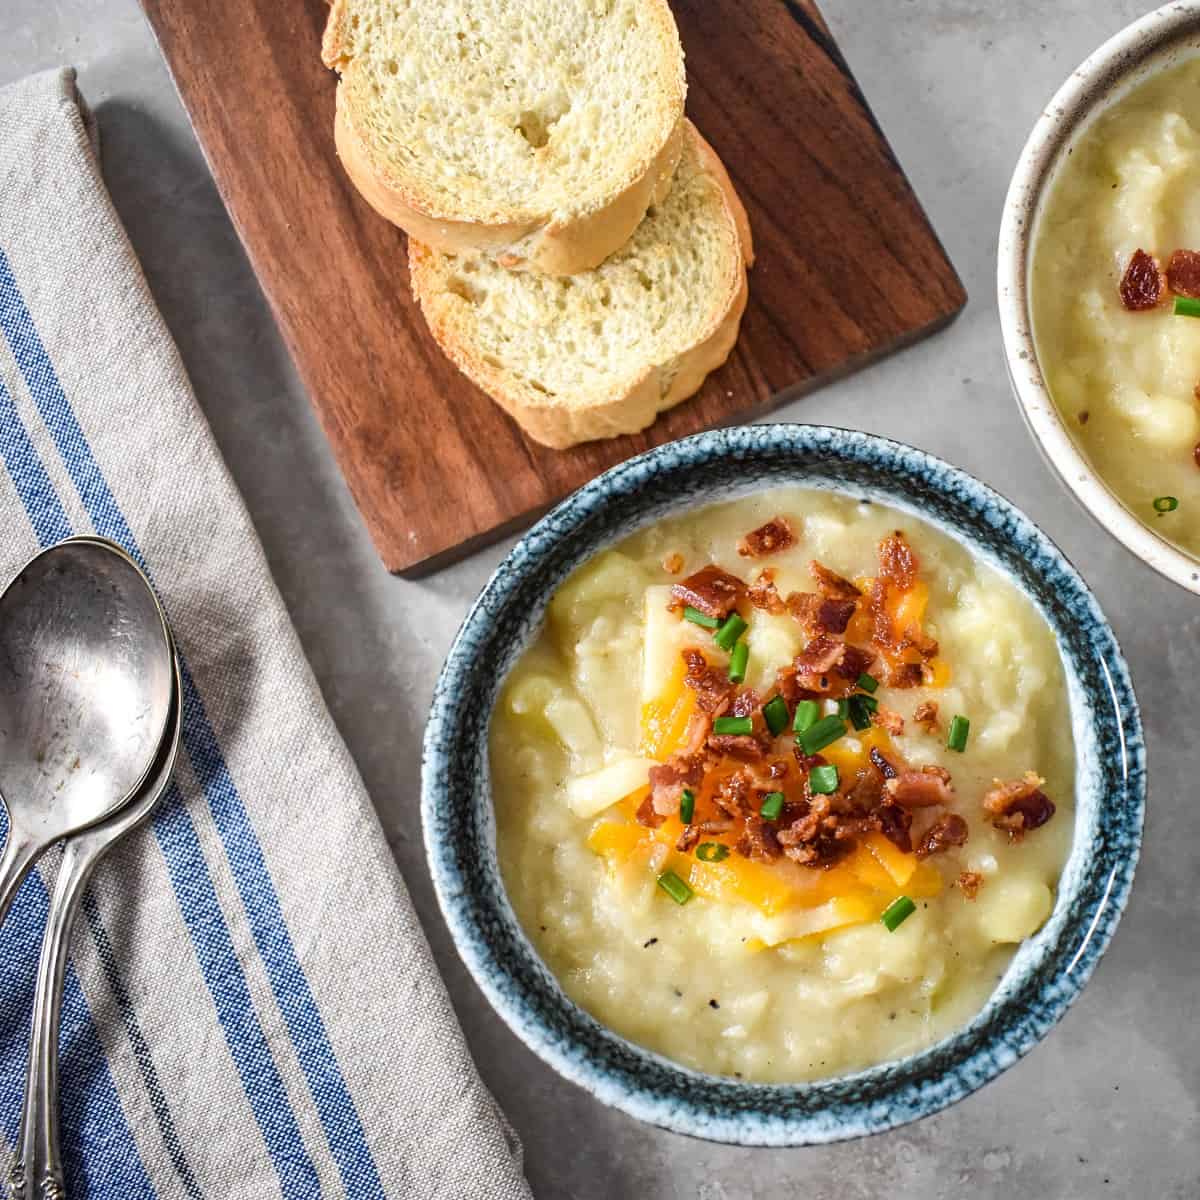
13,837,100,1200
0,826,41,932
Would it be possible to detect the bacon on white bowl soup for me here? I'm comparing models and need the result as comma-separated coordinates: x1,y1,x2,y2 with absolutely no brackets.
491,488,1073,1083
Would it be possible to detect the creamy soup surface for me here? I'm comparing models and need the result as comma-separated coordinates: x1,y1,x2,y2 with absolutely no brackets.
491,488,1073,1082
1033,56,1200,556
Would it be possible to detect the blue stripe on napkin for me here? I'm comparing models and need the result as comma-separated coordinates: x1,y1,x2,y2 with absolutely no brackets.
0,373,70,546
0,247,385,1197
151,791,320,1198
0,842,154,1199
79,892,204,1200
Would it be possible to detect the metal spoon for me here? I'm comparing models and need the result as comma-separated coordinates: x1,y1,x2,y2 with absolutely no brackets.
10,642,182,1200
0,537,174,927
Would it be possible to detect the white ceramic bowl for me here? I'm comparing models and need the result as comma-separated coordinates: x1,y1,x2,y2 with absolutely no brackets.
999,1,1200,594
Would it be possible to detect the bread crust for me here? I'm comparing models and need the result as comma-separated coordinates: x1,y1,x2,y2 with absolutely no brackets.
323,0,687,276
409,122,753,449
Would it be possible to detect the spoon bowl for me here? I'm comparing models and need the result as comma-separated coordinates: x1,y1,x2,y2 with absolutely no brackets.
0,537,174,923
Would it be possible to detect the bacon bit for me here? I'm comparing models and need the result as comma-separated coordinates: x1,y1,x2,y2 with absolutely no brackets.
712,768,760,819
817,598,856,635
647,754,704,817
836,643,876,681
889,661,925,689
878,531,918,591
737,815,782,862
682,649,734,714
775,662,822,704
1167,248,1200,298
785,592,857,636
794,634,846,675
747,569,785,614
636,791,667,828
885,764,955,809
904,627,940,660
913,701,939,731
670,564,746,619
877,802,914,853
869,745,899,780
731,689,760,718
793,747,828,774
916,812,969,858
1119,248,1165,311
766,757,791,779
809,560,861,599
777,797,841,867
676,818,735,853
869,577,893,647
842,767,883,810
956,870,983,899
737,516,796,559
871,705,904,736
707,734,767,761
784,590,818,622
983,772,1055,839
662,551,685,575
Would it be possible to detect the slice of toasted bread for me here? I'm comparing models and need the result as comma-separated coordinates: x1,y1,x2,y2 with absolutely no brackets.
322,0,687,276
409,121,753,448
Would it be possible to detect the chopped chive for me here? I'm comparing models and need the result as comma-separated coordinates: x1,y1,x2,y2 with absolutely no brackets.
1153,495,1179,513
881,895,916,932
857,673,879,694
713,715,753,736
836,698,850,719
1174,296,1200,318
947,714,970,752
657,870,694,905
760,791,785,821
809,764,839,794
792,699,820,734
728,641,749,683
714,612,748,652
679,788,695,825
847,694,874,732
696,842,730,863
797,714,847,755
683,605,721,629
763,695,790,736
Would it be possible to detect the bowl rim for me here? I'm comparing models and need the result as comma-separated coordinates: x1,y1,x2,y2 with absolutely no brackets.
998,0,1200,596
421,423,1145,1145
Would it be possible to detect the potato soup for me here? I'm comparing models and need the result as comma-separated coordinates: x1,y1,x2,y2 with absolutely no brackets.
491,488,1073,1082
1032,56,1200,556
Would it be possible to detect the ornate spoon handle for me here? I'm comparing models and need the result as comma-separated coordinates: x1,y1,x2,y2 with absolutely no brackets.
12,836,96,1200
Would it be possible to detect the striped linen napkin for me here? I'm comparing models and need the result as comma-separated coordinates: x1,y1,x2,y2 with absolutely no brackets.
0,68,531,1200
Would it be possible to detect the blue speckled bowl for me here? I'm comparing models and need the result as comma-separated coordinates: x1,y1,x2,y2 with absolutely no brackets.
421,425,1145,1145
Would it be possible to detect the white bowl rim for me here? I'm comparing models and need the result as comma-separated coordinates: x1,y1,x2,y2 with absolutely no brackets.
998,0,1200,595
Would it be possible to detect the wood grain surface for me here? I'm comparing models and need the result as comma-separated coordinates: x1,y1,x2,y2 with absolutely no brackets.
139,0,966,574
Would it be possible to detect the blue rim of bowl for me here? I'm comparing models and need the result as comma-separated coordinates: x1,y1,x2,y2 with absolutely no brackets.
421,424,1145,1146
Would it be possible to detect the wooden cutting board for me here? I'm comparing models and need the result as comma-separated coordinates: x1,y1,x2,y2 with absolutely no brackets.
139,0,965,574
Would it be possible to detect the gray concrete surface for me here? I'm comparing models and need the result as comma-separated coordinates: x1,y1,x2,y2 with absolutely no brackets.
3,1,1196,1197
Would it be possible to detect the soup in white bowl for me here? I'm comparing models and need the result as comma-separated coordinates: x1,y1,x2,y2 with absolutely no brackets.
1032,56,1200,558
